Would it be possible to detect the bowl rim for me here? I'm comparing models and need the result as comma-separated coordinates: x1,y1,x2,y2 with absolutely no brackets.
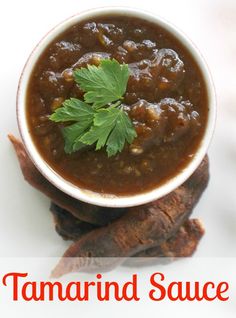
16,6,216,208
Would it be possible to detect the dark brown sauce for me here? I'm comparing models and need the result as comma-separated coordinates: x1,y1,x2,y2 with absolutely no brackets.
26,15,208,195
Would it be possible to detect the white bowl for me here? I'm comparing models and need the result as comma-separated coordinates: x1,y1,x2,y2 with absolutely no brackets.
17,7,216,208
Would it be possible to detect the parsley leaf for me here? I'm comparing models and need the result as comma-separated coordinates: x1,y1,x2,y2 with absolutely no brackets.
80,107,137,157
62,122,89,154
49,98,95,122
73,59,130,109
49,98,95,153
50,58,137,157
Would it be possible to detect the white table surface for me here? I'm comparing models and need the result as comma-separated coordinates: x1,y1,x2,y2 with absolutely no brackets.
0,0,236,258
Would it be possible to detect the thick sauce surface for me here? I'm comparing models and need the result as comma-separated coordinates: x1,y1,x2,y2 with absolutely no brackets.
27,16,208,195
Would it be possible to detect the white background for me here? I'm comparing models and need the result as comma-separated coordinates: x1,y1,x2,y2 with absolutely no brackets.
0,0,236,316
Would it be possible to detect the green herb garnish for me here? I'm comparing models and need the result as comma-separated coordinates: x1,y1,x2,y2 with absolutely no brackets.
50,99,95,153
74,59,130,109
50,59,137,157
80,107,137,157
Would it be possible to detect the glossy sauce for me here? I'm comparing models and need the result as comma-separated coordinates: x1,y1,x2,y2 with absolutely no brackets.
26,16,208,195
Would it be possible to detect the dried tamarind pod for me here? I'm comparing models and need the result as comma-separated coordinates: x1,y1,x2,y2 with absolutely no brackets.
8,134,125,225
52,156,209,277
125,218,205,266
50,203,204,263
50,202,99,241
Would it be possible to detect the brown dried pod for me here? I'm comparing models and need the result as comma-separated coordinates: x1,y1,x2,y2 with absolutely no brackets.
8,134,125,225
50,202,98,241
125,218,205,266
50,204,205,265
50,204,204,262
52,156,209,277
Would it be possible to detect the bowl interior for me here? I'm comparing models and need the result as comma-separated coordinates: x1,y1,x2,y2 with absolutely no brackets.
17,7,216,208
